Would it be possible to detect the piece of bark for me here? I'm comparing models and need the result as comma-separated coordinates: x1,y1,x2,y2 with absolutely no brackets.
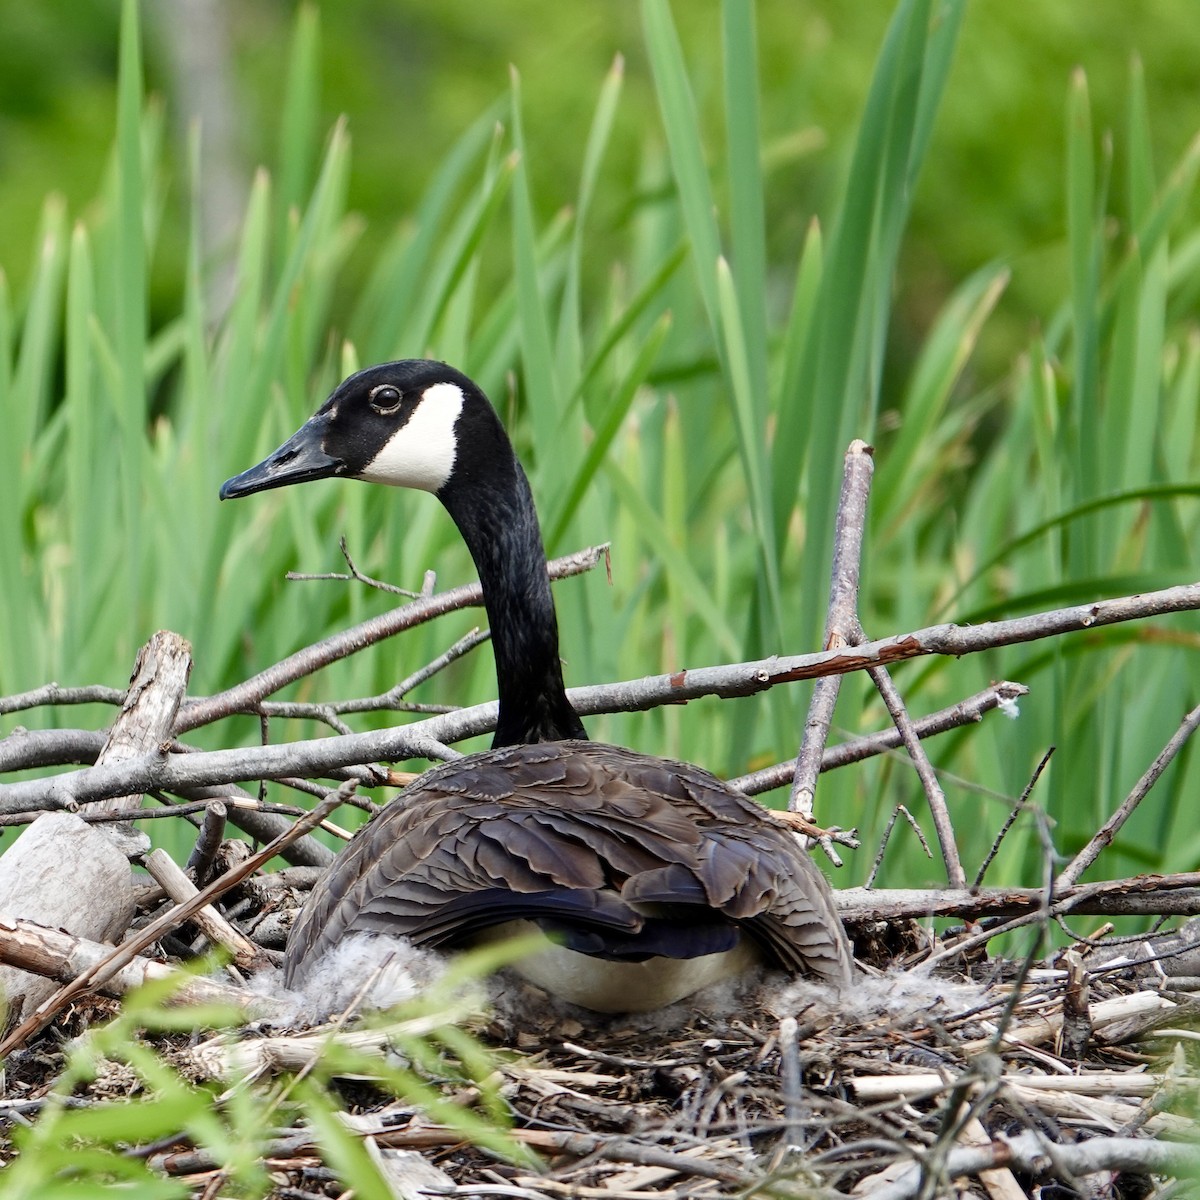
1059,950,1092,1060
0,813,135,1022
92,630,193,856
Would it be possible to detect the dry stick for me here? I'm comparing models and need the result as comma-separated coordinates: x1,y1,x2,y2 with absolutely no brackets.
975,747,1055,888
333,627,491,715
863,1129,1200,1200
729,681,1028,794
0,683,125,717
143,848,271,972
835,871,1200,923
0,914,279,1016
1,682,1027,792
288,533,426,597
184,800,227,883
93,631,193,821
175,544,607,733
787,440,964,884
1057,700,1200,889
862,640,965,889
864,804,932,889
0,786,347,1058
5,579,1200,815
790,440,875,820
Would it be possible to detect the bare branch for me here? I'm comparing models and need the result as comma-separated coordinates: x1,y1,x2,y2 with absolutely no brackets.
175,544,607,733
3,579,1198,814
864,803,932,888
861,1129,1200,1200
0,913,278,1016
286,534,424,596
835,872,1200,923
863,646,966,888
975,746,1055,887
0,684,125,718
791,440,875,818
728,682,1029,794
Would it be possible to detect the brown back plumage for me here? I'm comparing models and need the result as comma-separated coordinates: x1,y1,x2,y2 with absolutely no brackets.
283,740,853,989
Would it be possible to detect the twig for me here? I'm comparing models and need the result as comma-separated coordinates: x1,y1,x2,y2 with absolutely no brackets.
286,534,424,596
0,684,125,718
335,627,491,715
975,747,1055,888
864,804,931,888
790,440,874,818
1057,700,1200,888
862,645,965,888
0,785,347,1057
728,682,1028,794
176,544,607,733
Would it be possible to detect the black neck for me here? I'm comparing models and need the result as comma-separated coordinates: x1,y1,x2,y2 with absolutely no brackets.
440,455,587,748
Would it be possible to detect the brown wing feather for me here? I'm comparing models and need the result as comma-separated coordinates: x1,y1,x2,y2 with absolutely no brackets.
283,740,853,988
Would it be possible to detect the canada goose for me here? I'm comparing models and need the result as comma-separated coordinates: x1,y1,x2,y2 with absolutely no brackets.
221,360,853,1011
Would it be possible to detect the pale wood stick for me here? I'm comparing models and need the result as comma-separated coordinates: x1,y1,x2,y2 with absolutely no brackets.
144,847,272,972
93,630,192,826
791,440,874,819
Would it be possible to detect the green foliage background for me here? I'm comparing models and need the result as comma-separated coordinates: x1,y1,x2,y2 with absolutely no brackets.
2,0,1200,896
2,0,1200,1190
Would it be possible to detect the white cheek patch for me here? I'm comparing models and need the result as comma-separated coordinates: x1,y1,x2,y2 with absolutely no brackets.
358,381,465,492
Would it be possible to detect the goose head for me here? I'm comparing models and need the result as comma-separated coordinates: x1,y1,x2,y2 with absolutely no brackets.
219,360,498,501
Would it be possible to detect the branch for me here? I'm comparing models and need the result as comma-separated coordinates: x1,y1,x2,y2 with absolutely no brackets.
0,913,277,1016
1,579,1196,812
728,682,1027,793
174,544,607,733
860,1129,1200,1200
791,440,874,818
835,872,1200,923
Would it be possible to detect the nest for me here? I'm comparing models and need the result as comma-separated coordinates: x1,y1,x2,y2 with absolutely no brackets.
2,868,1197,1200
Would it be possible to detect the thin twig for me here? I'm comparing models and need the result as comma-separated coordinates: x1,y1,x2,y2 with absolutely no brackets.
0,683,125,718
176,544,607,733
729,682,1028,794
286,534,424,596
864,804,931,889
1057,700,1200,888
863,646,965,889
975,747,1055,888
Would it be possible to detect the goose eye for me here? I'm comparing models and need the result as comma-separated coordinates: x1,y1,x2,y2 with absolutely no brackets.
369,384,403,414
